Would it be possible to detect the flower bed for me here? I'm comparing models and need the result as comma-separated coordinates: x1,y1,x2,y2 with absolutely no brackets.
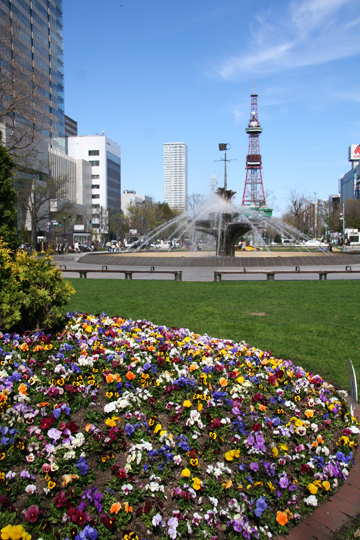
0,312,358,540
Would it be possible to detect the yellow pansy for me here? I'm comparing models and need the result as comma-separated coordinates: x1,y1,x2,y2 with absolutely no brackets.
193,477,202,490
1,524,31,540
272,447,279,458
105,416,121,427
307,483,318,494
224,449,240,461
181,468,191,477
153,424,162,434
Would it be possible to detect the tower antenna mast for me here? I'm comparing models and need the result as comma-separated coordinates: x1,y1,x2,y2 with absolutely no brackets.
241,88,266,207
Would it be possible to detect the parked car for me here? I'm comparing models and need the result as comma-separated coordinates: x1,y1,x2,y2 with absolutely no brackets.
304,240,328,247
18,243,33,254
157,242,171,250
127,240,141,250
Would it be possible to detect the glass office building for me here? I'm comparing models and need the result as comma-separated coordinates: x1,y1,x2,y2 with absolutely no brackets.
0,0,65,144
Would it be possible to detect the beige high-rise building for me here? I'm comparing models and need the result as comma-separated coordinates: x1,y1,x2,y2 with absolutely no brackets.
164,142,188,212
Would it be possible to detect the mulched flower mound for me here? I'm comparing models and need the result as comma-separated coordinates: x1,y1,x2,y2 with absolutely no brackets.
0,313,358,540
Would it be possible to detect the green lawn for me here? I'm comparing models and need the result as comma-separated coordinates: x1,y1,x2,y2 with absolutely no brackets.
65,279,360,391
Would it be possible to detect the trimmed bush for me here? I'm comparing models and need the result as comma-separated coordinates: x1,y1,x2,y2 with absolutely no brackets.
0,239,75,332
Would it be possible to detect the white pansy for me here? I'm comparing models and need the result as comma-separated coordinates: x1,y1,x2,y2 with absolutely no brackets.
304,495,318,506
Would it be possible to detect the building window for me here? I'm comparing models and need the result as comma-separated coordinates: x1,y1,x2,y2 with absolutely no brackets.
89,160,99,166
92,194,100,199
88,150,99,156
91,174,100,179
92,185,100,189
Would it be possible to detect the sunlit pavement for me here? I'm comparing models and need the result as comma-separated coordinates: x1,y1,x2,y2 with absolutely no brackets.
53,251,360,282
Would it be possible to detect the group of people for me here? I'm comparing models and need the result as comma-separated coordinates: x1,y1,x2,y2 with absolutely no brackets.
105,240,124,252
55,241,97,254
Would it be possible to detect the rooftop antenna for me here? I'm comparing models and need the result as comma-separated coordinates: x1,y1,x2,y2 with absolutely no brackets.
253,66,256,94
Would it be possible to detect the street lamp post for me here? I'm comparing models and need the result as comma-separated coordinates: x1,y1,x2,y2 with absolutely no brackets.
116,216,119,242
63,217,66,240
215,144,236,192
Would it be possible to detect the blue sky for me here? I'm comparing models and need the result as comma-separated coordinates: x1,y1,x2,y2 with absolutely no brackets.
63,0,360,215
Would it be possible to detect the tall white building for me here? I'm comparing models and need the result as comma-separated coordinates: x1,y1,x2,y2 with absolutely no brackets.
67,135,121,233
164,142,188,212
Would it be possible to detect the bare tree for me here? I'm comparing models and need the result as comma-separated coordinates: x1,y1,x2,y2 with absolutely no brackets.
16,168,76,247
343,199,360,230
0,18,48,163
187,193,207,212
282,189,310,234
126,201,180,238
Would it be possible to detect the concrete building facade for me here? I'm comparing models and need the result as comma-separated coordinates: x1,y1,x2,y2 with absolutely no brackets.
164,142,188,212
48,147,91,209
339,145,360,203
67,135,121,233
121,190,152,217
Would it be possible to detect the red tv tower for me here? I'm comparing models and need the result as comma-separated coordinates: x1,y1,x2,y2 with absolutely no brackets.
241,92,266,207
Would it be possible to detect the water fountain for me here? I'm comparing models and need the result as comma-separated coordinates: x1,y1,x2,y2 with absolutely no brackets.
127,189,319,258
194,186,252,257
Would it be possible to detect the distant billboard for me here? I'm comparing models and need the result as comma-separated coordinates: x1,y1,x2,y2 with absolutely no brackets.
349,144,360,161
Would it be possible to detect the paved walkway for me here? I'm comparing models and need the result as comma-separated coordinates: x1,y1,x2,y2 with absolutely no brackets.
53,251,360,282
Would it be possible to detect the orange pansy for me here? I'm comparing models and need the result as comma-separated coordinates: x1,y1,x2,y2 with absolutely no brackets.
18,383,27,395
276,511,288,526
124,502,133,513
110,502,121,514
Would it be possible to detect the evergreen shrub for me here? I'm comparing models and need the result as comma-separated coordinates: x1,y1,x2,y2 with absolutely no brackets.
0,239,75,332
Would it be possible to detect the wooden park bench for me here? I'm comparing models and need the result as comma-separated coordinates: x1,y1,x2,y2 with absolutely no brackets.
60,266,182,281
214,266,359,282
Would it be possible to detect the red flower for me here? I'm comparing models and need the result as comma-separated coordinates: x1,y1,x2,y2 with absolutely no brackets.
66,421,79,434
40,416,54,429
251,423,262,432
102,516,116,529
300,464,310,474
24,505,39,523
54,491,67,508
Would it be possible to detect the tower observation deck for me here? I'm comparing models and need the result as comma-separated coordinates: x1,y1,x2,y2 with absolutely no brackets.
241,93,267,209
